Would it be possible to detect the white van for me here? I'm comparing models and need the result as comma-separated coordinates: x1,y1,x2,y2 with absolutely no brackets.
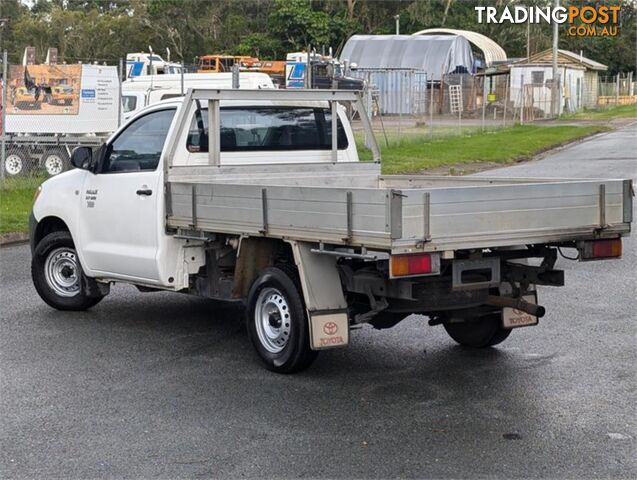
121,72,275,120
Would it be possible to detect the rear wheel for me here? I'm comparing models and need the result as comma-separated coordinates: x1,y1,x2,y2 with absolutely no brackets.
32,231,105,311
246,265,318,373
443,311,512,348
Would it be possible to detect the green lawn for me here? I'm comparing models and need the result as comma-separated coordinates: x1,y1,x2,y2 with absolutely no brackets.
561,104,637,120
359,124,610,174
0,177,44,234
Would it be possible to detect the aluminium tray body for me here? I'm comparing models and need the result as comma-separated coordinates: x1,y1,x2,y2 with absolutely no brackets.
166,162,632,253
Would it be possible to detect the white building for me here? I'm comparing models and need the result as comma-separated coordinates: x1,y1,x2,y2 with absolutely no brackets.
509,49,607,115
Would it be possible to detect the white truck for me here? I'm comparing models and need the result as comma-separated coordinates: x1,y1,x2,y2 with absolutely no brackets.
2,64,120,177
121,72,274,120
29,89,632,373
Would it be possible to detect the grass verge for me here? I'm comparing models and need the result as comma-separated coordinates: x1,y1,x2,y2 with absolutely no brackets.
359,124,610,174
0,176,44,235
561,104,637,121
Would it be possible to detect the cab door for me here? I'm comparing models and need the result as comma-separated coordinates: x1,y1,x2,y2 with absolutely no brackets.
78,107,176,284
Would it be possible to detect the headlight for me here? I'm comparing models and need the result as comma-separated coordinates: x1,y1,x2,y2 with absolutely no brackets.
33,185,42,204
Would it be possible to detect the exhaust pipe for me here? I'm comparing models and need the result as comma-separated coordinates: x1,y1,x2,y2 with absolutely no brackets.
486,295,546,318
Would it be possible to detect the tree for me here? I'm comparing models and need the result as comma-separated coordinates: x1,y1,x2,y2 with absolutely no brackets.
1,0,634,75
237,33,284,59
269,0,331,49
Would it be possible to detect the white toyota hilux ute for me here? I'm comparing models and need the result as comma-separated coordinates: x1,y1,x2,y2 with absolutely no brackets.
30,88,633,373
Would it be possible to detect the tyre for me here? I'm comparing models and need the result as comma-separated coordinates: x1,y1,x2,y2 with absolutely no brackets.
4,150,28,176
246,265,318,373
42,149,70,176
32,231,105,311
443,311,512,348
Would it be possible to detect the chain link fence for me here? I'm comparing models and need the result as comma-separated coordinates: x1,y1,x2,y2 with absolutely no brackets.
598,72,636,107
348,69,519,146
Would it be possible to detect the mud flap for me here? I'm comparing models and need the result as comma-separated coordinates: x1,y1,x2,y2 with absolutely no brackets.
309,311,349,350
502,292,539,329
288,241,350,350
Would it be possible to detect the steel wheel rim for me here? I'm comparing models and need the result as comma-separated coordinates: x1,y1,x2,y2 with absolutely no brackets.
255,287,291,353
5,154,23,175
44,247,81,297
44,154,64,176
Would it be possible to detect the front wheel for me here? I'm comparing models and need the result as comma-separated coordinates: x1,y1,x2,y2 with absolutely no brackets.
4,150,28,176
32,231,105,311
42,149,70,176
443,312,512,348
246,265,318,373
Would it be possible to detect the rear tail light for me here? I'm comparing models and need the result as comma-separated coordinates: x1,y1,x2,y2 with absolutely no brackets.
579,238,622,260
390,253,440,278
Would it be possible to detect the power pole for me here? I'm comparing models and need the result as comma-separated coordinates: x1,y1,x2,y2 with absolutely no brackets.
551,0,559,117
394,15,400,35
526,19,531,61
1,51,7,183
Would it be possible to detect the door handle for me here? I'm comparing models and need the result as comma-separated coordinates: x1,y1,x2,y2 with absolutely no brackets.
136,189,153,196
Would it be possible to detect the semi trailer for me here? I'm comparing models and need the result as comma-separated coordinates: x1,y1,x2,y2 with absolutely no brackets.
2,64,119,177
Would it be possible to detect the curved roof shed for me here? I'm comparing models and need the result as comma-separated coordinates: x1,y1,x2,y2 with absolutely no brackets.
340,34,474,81
412,28,507,67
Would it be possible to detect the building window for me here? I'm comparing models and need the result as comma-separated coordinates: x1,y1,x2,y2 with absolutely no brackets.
531,71,545,85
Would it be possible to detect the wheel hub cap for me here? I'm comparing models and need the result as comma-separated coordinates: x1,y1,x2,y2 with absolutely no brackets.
45,155,63,175
44,247,80,297
255,287,291,353
5,155,23,175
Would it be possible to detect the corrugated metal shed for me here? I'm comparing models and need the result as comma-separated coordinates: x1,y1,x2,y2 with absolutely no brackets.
412,28,507,67
340,34,474,81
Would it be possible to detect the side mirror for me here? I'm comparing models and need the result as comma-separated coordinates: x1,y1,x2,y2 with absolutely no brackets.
71,146,93,170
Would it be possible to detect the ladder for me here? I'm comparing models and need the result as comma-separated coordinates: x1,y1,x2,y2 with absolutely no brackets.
449,85,463,113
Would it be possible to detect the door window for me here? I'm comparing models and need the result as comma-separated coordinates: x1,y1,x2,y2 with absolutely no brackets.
121,95,138,113
103,108,176,173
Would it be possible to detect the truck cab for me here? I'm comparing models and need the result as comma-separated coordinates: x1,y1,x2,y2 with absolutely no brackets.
126,52,168,76
120,73,275,120
285,52,364,90
32,93,358,284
